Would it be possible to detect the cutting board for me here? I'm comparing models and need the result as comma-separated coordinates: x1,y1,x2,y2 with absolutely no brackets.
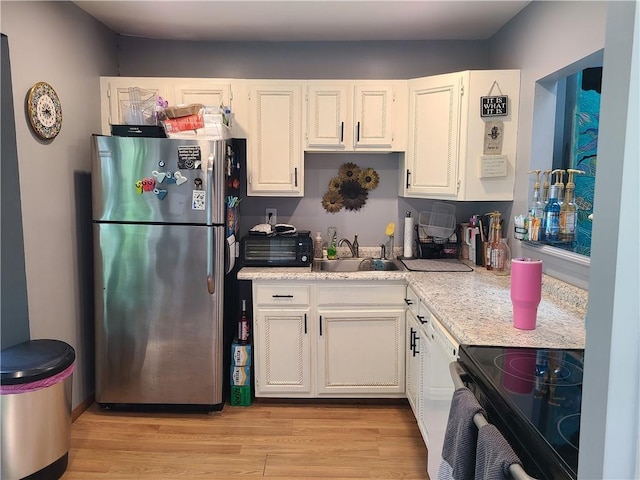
401,258,473,272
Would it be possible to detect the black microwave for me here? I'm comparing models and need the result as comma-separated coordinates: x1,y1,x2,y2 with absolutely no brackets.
240,234,313,267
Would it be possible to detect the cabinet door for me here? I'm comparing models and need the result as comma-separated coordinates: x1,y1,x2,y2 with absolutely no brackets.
254,308,312,396
247,84,303,196
173,80,231,109
353,85,394,148
316,308,405,396
100,77,170,135
404,74,462,198
405,312,423,417
306,85,349,149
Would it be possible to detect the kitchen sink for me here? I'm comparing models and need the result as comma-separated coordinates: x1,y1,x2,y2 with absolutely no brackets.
315,258,404,272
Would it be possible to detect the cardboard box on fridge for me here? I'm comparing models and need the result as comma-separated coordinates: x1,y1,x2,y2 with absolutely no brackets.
230,385,251,406
231,342,251,366
231,365,251,386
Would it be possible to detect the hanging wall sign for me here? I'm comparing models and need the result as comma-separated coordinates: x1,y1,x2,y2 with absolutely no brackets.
483,120,504,154
481,95,509,117
481,80,509,117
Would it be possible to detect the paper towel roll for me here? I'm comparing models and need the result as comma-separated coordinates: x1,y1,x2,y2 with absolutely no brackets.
403,214,414,258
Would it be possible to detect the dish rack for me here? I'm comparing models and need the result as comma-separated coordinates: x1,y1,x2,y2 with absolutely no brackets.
416,202,459,259
417,202,456,243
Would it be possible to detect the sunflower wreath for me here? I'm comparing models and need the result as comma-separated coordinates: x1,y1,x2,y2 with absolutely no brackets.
321,163,380,213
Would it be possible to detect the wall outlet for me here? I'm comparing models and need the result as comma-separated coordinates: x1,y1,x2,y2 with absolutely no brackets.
266,208,277,225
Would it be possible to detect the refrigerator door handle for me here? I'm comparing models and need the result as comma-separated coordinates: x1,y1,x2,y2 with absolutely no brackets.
207,227,215,294
206,153,214,225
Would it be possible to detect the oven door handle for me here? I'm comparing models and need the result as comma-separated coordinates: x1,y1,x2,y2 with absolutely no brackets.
449,361,467,390
448,361,538,480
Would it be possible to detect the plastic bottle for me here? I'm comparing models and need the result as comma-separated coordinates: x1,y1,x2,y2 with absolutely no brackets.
238,299,250,344
313,232,323,259
559,168,583,242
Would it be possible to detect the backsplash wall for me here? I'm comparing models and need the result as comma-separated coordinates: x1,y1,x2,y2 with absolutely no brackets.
239,152,513,248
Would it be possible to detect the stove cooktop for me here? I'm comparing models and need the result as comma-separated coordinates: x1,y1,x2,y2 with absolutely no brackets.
459,345,584,480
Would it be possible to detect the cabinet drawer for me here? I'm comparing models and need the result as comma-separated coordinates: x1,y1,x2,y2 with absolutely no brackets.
254,283,310,307
404,285,421,317
317,283,405,306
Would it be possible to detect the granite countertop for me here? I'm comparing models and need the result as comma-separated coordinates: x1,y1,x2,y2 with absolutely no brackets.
237,260,587,350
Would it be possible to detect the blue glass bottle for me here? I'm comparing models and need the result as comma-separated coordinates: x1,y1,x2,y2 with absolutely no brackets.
543,184,561,242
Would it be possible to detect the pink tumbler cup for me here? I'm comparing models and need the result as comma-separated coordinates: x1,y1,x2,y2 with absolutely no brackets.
510,258,543,330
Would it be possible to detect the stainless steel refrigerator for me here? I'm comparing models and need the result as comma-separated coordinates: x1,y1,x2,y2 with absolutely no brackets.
91,134,238,410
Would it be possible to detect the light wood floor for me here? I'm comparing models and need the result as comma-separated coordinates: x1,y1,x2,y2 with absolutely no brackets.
63,400,429,479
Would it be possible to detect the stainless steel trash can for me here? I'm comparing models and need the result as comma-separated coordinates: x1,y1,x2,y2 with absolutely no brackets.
1,339,75,480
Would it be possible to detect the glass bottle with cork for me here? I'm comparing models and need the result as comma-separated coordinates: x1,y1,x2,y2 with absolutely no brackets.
238,299,250,344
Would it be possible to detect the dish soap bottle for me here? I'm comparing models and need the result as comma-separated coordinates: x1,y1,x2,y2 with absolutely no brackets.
327,227,337,259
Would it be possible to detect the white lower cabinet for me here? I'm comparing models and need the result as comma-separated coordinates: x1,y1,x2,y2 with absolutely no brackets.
254,308,312,395
253,280,406,398
317,308,405,396
404,284,459,479
405,285,429,441
405,309,423,417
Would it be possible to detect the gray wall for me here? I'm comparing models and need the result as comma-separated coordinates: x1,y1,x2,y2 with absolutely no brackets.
118,36,508,246
118,37,489,79
1,34,30,349
0,2,119,408
488,0,609,260
2,4,638,474
489,1,639,477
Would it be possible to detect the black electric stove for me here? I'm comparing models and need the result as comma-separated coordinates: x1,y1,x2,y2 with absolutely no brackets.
458,345,584,480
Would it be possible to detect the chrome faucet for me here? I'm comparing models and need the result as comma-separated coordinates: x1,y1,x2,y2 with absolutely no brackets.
338,238,358,258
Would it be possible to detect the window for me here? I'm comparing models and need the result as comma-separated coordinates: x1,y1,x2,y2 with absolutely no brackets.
552,67,602,256
524,50,603,289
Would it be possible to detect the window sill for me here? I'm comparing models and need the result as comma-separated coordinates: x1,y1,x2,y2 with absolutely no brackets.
520,242,590,290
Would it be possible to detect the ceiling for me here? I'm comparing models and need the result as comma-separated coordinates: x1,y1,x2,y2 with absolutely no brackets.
73,1,531,42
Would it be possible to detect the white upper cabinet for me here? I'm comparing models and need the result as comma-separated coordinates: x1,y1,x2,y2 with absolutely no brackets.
245,82,304,196
99,77,170,134
401,70,520,201
99,77,233,135
305,82,405,152
403,73,462,198
173,79,231,110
